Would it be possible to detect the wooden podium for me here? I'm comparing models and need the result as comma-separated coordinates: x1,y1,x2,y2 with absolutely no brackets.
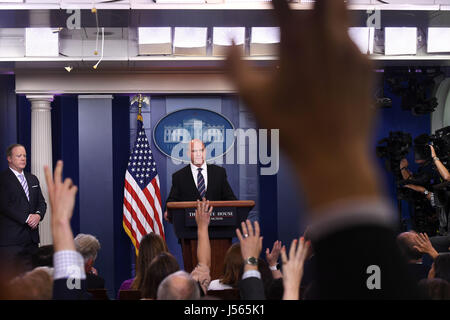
166,200,255,280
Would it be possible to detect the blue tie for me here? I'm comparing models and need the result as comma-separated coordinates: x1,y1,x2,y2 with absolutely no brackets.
197,168,206,199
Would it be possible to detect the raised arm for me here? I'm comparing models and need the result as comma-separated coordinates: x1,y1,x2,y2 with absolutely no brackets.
400,158,412,180
281,237,310,300
44,161,78,252
236,220,265,300
227,0,419,299
195,198,212,269
44,161,86,300
265,240,283,279
430,145,450,181
413,233,439,261
226,0,381,213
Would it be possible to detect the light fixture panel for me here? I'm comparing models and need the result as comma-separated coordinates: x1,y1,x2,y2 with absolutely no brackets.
428,28,450,53
385,27,417,56
348,27,374,54
25,28,59,57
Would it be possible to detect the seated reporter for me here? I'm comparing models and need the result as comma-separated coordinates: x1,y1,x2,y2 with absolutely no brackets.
74,233,105,290
140,252,180,300
157,271,201,300
208,243,243,291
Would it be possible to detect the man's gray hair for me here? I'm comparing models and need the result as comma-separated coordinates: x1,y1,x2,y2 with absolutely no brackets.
157,270,200,300
74,233,101,262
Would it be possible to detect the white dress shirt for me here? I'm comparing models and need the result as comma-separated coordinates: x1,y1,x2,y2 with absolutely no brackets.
190,161,208,192
53,250,86,280
9,166,25,182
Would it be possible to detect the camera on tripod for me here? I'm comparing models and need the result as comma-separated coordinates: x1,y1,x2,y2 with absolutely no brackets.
376,131,412,175
430,126,450,162
385,67,441,116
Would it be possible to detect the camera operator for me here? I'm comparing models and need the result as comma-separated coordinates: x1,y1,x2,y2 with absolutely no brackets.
429,145,450,181
399,135,440,236
400,159,433,203
427,145,450,236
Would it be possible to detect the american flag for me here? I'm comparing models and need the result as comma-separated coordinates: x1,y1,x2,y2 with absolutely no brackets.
123,114,165,253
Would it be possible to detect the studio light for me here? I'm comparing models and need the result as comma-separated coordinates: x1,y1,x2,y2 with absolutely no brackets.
427,28,450,53
385,27,417,56
25,28,59,57
174,27,207,55
138,27,172,55
348,27,374,55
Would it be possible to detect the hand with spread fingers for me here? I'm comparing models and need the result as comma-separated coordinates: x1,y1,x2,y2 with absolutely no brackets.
413,232,439,260
195,198,212,231
429,145,450,181
236,220,263,270
266,240,282,267
266,240,283,279
44,160,78,252
226,0,381,213
281,237,311,300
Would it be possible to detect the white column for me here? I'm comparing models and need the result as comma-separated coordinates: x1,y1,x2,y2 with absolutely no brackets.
27,95,54,246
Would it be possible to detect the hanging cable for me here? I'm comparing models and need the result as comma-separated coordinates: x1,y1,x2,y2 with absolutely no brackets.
93,27,104,69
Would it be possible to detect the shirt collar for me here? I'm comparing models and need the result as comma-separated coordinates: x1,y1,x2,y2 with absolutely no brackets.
191,161,207,173
9,167,24,178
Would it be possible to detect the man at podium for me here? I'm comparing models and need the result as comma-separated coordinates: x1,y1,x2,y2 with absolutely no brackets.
164,139,237,222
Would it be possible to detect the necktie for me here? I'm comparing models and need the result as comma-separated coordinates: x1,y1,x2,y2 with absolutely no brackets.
197,168,206,199
18,174,29,201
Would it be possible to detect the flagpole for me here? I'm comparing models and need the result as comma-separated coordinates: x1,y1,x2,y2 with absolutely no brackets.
137,94,143,121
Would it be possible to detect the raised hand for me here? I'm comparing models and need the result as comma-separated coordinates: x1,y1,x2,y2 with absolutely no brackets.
226,0,381,213
266,240,282,267
236,220,263,262
44,160,78,251
44,160,77,224
413,233,438,260
281,237,311,300
195,198,212,230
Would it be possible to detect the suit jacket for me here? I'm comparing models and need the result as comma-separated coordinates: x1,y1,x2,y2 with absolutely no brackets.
0,169,47,246
312,224,422,299
86,273,106,289
53,279,91,300
406,263,430,283
239,277,266,300
166,164,237,216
